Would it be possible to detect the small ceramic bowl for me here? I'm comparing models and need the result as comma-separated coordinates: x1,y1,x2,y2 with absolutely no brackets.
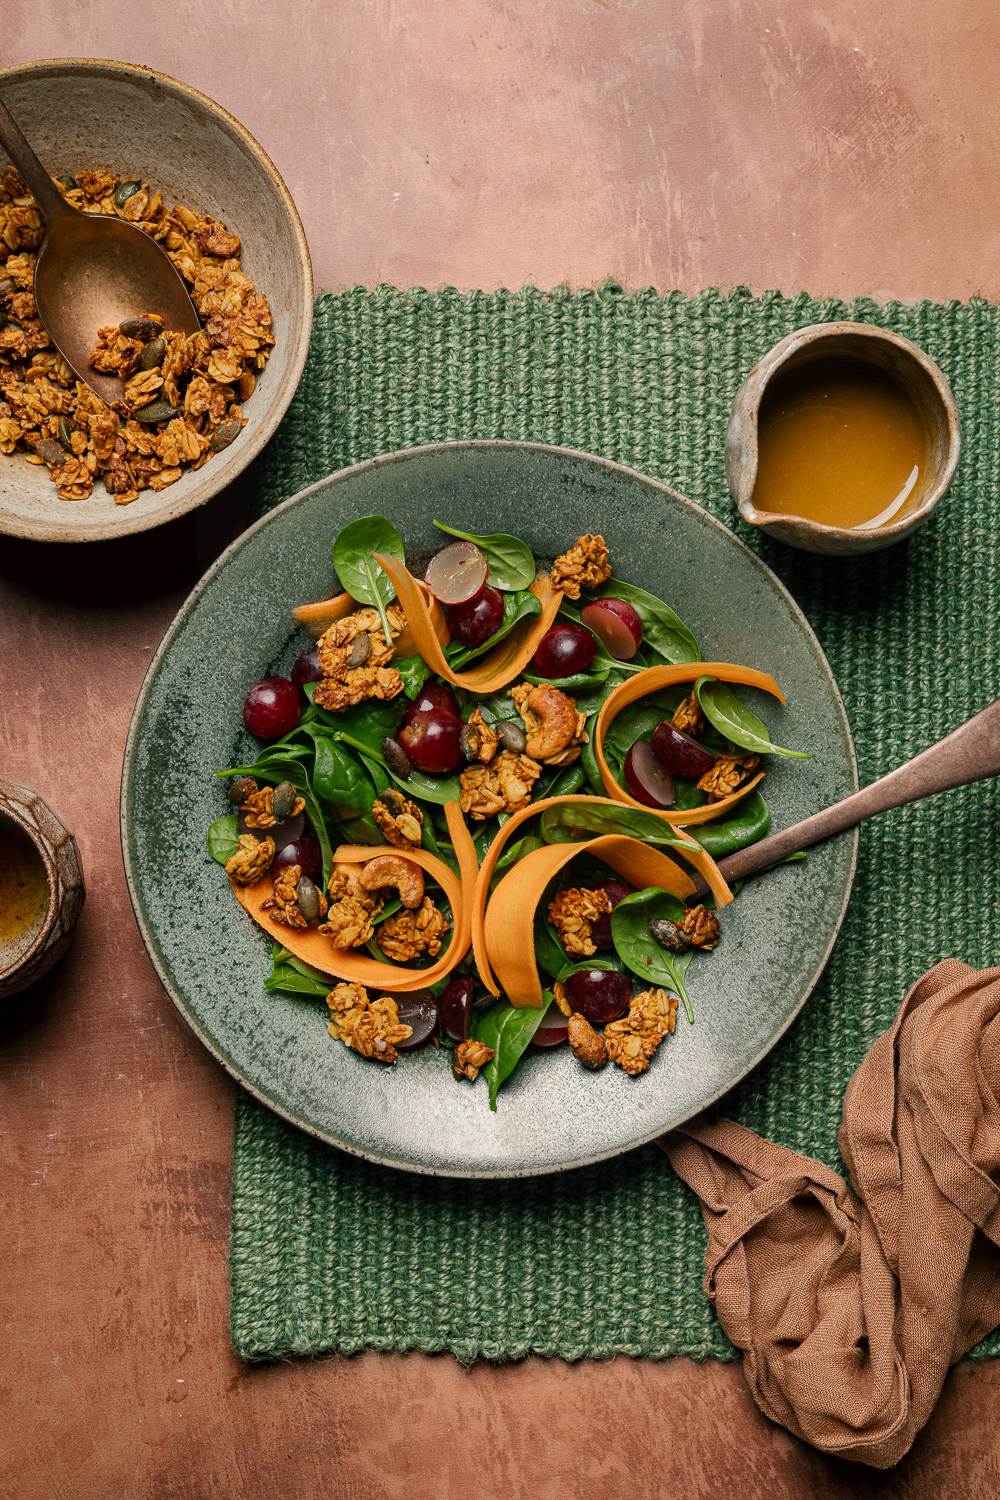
0,57,313,543
726,322,961,555
0,779,84,998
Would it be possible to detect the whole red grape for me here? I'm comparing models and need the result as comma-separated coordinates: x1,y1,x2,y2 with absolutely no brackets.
405,680,461,724
563,969,632,1024
291,644,322,696
398,708,464,773
446,584,504,647
533,624,598,679
243,676,301,739
272,835,322,884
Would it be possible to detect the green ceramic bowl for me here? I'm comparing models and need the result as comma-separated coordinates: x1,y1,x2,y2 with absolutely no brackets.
121,441,857,1177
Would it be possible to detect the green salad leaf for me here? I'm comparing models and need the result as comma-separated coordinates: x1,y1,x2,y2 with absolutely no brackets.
265,944,330,997
611,887,696,1022
472,998,549,1109
206,814,239,865
692,790,771,858
695,677,809,759
332,514,405,645
433,519,536,591
538,800,694,850
395,654,432,698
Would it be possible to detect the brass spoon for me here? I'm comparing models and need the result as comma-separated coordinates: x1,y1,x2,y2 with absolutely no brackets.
691,697,1000,895
0,97,199,404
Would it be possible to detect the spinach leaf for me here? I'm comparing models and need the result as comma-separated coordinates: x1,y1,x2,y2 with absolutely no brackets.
445,589,540,668
591,577,700,663
538,800,694,851
610,887,696,1022
695,677,809,759
546,762,586,798
522,660,613,698
307,729,376,819
472,998,549,1110
332,514,405,645
471,690,519,723
315,696,405,752
534,910,569,979
206,814,239,865
335,730,461,806
265,940,331,998
395,654,432,699
692,790,771,857
493,832,543,875
433,519,536,591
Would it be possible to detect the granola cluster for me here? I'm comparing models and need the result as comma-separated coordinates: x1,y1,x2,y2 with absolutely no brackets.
548,886,613,958
676,904,721,950
261,864,328,930
549,533,612,599
567,1012,608,1069
326,982,412,1064
459,749,542,820
224,833,275,885
320,866,383,949
371,789,423,849
313,604,405,712
452,1038,495,1082
378,897,449,962
697,752,760,801
604,987,678,1075
0,165,274,504
671,691,703,736
511,682,587,764
460,707,500,764
238,782,305,830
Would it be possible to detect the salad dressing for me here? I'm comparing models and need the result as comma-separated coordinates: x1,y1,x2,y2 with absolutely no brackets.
752,357,929,531
0,818,49,960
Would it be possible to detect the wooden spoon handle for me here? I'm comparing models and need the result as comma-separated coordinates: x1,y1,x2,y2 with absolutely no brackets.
0,96,72,225
711,696,1000,888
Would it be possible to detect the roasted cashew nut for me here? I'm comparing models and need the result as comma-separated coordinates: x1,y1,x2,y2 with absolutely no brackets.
511,683,585,763
358,854,425,909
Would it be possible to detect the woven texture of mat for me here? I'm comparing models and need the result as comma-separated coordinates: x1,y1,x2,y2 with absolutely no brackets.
230,286,1000,1362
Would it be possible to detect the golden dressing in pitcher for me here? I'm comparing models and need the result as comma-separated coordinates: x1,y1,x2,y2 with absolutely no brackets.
0,819,49,959
753,357,930,530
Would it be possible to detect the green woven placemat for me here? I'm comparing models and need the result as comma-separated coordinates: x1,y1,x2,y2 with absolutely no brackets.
230,285,999,1362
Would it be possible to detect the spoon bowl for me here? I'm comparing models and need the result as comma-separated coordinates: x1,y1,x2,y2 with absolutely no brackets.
0,94,200,403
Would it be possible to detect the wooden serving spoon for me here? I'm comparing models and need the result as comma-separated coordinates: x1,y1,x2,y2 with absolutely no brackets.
693,697,1000,895
0,97,199,403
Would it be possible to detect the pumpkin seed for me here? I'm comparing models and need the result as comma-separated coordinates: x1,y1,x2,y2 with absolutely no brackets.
497,720,526,754
133,399,177,425
238,371,255,401
0,275,16,297
137,336,166,372
208,418,241,452
459,724,478,762
57,417,74,452
648,917,685,952
296,876,321,922
114,179,143,210
347,633,371,669
382,735,413,779
36,437,65,468
118,316,161,341
227,775,257,806
56,175,77,192
270,781,297,821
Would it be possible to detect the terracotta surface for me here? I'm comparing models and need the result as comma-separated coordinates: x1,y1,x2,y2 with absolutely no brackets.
3,3,1000,1496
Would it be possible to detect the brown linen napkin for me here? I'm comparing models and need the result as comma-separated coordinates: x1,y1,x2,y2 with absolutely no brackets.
660,959,1000,1468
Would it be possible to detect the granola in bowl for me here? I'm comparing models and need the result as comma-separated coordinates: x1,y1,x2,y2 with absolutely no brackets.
0,164,274,504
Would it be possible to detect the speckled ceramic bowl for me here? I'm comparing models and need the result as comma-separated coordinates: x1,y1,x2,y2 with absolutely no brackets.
0,57,312,543
0,778,85,997
122,441,858,1177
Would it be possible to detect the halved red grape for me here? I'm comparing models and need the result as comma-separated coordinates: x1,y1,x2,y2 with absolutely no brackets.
531,1000,569,1048
398,708,464,773
291,644,322,696
405,680,460,724
272,834,321,884
564,968,632,1024
533,623,598,679
650,720,717,779
591,879,632,949
425,541,488,605
394,989,438,1052
446,584,504,647
243,676,301,739
580,598,643,660
439,976,474,1041
624,739,676,808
